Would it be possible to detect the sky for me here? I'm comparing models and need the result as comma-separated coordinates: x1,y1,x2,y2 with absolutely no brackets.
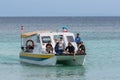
0,0,120,16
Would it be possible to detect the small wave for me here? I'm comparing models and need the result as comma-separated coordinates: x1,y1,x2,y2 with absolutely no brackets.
0,62,20,65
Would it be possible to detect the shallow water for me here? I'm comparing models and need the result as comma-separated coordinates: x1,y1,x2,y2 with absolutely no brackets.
0,17,120,80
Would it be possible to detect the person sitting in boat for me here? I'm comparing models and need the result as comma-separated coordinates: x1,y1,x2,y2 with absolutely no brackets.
54,42,62,55
77,41,86,54
26,44,34,52
58,37,65,53
46,41,53,53
65,42,75,54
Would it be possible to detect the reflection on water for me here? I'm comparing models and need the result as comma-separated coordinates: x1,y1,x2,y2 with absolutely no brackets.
19,64,86,80
56,66,85,78
0,55,86,80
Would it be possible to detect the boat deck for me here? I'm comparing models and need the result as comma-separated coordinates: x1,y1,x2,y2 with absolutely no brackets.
55,53,86,56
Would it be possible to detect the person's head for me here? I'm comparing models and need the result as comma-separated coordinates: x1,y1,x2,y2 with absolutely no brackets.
77,33,79,35
78,42,81,46
68,42,72,46
56,42,59,46
28,44,31,46
77,33,80,37
60,37,63,41
81,41,83,45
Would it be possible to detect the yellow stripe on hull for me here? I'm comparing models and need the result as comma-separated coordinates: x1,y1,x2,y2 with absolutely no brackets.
20,52,55,58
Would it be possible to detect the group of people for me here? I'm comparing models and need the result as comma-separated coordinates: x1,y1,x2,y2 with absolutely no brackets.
75,33,86,54
46,33,85,54
46,37,65,54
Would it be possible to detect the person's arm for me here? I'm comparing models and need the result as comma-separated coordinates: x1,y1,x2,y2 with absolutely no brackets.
83,45,86,52
65,47,68,51
75,37,77,42
72,46,75,53
46,44,48,48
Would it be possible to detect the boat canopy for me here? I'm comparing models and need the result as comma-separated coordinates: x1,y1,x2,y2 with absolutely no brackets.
21,32,37,38
21,31,51,38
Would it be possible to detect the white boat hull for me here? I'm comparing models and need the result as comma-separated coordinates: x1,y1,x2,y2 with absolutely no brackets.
56,54,85,65
20,52,86,66
20,57,57,66
20,52,56,66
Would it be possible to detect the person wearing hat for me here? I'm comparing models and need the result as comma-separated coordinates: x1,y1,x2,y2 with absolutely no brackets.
75,33,81,46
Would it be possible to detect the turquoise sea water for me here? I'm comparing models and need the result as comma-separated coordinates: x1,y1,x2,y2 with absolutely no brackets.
0,17,120,80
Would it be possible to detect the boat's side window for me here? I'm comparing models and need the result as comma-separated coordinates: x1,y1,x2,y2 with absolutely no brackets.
66,36,74,42
42,36,51,43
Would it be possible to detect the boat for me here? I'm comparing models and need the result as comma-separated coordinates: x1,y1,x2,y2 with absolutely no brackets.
19,29,86,66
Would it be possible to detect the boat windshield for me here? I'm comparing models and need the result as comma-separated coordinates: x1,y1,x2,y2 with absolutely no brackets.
66,36,74,42
53,35,63,43
42,36,51,43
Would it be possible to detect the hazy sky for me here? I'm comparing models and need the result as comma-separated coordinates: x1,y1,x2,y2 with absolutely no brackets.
0,0,119,16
